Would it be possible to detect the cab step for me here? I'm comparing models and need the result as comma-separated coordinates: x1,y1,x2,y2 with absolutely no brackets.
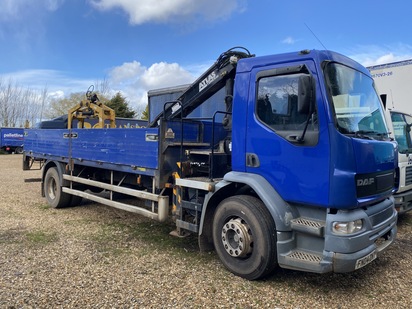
285,250,322,264
290,217,325,237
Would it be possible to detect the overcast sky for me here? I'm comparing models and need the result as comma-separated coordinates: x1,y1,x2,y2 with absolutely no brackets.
1,0,411,112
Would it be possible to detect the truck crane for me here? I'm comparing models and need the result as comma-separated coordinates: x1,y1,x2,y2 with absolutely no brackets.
23,47,397,280
67,85,116,129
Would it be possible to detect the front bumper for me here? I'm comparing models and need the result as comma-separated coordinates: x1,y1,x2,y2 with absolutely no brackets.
332,222,396,272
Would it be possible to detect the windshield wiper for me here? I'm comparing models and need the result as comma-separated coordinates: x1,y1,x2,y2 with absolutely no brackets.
338,127,390,140
354,130,390,140
399,148,412,155
354,130,374,139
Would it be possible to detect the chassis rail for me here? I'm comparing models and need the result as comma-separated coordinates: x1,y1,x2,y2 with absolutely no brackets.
63,174,169,222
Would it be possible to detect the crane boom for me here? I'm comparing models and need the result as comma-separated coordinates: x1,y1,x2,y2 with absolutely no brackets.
149,47,254,127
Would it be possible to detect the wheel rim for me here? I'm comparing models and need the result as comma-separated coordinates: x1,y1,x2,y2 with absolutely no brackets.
47,177,57,200
221,218,253,257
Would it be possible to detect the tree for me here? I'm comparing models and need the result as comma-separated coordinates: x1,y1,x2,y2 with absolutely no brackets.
141,105,149,120
46,91,110,119
106,92,136,118
0,78,46,127
46,92,83,119
94,78,111,98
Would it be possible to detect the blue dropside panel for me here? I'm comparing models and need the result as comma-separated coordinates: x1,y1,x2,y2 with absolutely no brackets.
70,128,158,169
24,129,69,156
166,121,201,142
164,120,228,145
24,128,159,174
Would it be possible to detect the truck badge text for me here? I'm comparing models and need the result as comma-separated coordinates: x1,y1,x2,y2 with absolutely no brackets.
199,71,218,92
357,178,375,186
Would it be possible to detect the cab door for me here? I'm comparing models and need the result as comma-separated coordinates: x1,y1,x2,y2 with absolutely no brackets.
245,61,330,207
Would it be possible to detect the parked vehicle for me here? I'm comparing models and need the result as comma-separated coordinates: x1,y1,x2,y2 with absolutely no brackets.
368,59,412,112
23,47,397,280
1,127,24,154
368,62,412,213
385,110,412,213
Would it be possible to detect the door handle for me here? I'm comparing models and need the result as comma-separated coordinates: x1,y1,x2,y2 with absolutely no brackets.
246,153,260,167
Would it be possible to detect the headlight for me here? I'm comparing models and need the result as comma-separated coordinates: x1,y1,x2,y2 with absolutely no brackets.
394,196,404,204
333,219,363,234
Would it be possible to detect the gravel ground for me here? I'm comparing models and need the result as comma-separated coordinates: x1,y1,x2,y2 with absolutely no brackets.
1,154,412,308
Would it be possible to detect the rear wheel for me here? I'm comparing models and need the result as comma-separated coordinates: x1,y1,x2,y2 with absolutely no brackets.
212,195,277,280
44,167,71,208
70,195,83,206
15,147,23,154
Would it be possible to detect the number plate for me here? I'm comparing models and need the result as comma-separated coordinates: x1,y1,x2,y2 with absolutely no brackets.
355,250,377,270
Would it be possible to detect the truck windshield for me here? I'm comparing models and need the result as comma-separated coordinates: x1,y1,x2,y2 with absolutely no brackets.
390,112,412,154
325,62,389,139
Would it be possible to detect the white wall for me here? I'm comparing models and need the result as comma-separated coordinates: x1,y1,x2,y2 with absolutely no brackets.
368,60,412,114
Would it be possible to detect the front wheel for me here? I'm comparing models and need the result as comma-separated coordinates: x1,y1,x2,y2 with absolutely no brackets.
212,195,277,280
44,167,71,208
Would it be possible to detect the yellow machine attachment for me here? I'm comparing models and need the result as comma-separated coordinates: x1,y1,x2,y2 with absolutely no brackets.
67,86,116,129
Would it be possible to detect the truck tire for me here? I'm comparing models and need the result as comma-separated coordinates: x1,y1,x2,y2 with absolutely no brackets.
70,195,83,207
15,147,23,154
44,167,71,208
212,195,277,280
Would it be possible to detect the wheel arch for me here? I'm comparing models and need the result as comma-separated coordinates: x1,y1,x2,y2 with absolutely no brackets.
198,180,237,251
198,171,297,252
41,160,68,197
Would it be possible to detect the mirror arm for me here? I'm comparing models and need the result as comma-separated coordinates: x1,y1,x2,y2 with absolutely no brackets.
297,90,315,143
296,112,312,143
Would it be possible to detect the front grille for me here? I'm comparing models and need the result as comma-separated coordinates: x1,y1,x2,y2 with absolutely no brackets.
369,206,394,227
405,166,412,186
356,171,394,198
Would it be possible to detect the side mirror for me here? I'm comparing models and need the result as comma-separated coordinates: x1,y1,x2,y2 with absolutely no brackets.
298,75,315,115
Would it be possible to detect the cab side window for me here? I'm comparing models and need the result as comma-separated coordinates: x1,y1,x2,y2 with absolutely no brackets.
257,73,318,133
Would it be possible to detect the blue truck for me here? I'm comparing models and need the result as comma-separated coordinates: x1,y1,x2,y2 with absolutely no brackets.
23,47,398,280
1,127,24,154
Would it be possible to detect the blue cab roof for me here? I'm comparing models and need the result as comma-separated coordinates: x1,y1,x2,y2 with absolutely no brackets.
236,49,370,76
